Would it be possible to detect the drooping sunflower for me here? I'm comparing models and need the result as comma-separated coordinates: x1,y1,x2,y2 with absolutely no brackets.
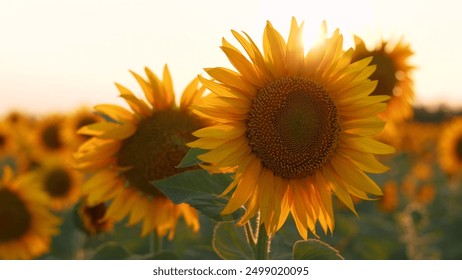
189,18,394,238
26,157,82,211
438,117,462,176
73,66,204,238
352,36,415,123
0,167,60,259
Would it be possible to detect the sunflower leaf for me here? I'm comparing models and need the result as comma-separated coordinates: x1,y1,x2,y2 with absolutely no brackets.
152,170,244,222
213,222,255,260
176,148,206,168
292,239,344,260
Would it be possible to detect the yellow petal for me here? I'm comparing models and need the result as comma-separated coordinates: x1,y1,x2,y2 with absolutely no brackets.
94,104,137,124
116,83,151,117
220,46,263,87
130,70,155,108
99,123,137,140
180,77,205,111
162,65,176,108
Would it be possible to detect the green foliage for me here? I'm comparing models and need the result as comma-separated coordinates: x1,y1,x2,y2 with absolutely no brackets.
153,170,244,222
176,148,206,168
213,222,255,260
293,239,343,260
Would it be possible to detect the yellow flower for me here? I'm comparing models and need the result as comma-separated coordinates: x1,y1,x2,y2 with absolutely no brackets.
391,121,440,156
31,114,69,158
63,107,103,151
26,157,82,211
0,167,60,259
0,121,17,158
438,117,462,176
352,36,415,123
189,18,394,238
73,66,204,238
77,198,114,235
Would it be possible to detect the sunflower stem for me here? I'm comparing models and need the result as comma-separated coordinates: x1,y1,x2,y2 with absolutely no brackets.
255,224,270,260
149,231,163,254
244,222,257,247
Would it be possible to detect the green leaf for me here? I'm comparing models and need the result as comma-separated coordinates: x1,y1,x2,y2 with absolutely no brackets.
213,222,254,260
293,239,344,260
92,242,131,260
153,170,244,222
176,148,206,168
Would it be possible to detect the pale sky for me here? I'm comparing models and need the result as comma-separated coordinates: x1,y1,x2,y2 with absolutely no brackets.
1,0,461,115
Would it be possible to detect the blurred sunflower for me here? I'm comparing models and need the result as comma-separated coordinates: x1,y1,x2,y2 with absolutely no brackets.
0,167,60,259
28,157,81,211
77,198,114,235
63,107,103,151
73,66,204,238
0,121,16,158
3,111,35,129
352,36,414,123
189,18,394,238
31,115,68,158
377,180,399,213
438,117,462,176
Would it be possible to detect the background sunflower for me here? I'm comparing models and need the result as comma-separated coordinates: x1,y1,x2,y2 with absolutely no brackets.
0,167,60,259
74,66,205,238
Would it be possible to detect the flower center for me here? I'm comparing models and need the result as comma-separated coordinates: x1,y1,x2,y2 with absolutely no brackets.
117,110,203,197
247,76,341,179
0,189,31,242
41,124,63,150
44,168,72,197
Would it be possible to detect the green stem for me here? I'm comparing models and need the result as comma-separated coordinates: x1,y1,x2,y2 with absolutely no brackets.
255,224,270,260
150,231,163,254
244,221,256,247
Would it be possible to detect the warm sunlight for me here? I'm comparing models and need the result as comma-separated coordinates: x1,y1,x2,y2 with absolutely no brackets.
1,0,462,114
2,0,462,273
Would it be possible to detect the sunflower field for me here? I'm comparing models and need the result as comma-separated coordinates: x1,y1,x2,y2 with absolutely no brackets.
1,18,462,261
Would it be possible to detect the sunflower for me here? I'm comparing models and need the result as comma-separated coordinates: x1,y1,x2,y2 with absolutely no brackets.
27,157,82,211
77,198,114,235
0,167,60,259
352,36,415,123
73,66,204,238
63,107,103,151
0,121,17,159
31,114,69,158
438,117,462,176
3,111,35,129
188,18,394,238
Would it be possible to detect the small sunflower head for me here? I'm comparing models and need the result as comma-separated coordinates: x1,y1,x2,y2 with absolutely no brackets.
352,36,415,123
